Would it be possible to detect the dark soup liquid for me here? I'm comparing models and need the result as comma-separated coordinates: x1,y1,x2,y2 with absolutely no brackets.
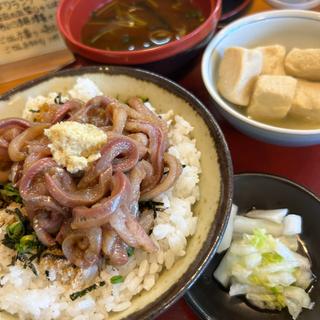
81,0,205,51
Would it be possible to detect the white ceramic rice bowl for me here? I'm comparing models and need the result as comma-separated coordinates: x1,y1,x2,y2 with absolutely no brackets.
0,66,233,320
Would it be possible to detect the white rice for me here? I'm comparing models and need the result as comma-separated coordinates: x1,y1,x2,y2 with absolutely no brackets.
22,93,68,121
0,78,201,320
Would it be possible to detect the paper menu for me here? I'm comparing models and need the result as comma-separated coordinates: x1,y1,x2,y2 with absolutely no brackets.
0,0,74,84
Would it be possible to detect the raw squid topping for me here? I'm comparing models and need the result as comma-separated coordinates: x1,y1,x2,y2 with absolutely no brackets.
0,95,182,268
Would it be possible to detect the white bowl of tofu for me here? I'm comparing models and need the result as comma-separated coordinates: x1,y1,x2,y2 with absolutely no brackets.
202,9,320,146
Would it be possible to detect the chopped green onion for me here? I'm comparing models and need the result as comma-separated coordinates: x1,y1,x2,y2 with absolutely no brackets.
20,234,37,246
6,221,24,240
127,247,135,257
16,234,38,253
0,183,22,204
110,275,124,284
2,208,44,273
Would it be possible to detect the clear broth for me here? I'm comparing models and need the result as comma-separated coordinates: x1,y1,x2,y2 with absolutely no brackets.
237,108,320,130
81,0,205,51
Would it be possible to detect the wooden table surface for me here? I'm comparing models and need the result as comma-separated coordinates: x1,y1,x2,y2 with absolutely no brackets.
1,1,320,319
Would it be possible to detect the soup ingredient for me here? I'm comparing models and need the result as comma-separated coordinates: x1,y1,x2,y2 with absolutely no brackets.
214,206,314,320
44,121,107,173
285,48,320,81
289,80,320,121
247,75,297,120
217,47,263,106
81,0,205,51
256,45,286,75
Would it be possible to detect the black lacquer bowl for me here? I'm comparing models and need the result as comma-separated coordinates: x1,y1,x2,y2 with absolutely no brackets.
186,173,320,320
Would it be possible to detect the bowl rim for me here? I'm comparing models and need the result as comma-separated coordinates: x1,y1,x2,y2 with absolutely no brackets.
220,0,252,22
0,65,233,320
266,0,320,10
201,9,320,136
56,0,222,64
234,172,320,201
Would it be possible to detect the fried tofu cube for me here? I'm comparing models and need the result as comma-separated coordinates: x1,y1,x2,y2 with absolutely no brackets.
217,47,263,106
248,75,297,120
290,80,320,122
285,48,320,81
256,45,286,75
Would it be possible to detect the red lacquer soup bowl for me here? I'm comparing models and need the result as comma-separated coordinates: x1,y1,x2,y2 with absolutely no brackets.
56,0,221,69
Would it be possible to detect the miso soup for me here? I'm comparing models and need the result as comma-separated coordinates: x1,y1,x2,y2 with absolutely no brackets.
81,0,205,51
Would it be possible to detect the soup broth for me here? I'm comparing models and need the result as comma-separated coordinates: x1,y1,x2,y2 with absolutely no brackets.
81,0,205,51
237,108,320,130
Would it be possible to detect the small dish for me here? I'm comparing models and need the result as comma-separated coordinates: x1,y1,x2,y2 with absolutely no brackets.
186,173,320,320
202,10,320,146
